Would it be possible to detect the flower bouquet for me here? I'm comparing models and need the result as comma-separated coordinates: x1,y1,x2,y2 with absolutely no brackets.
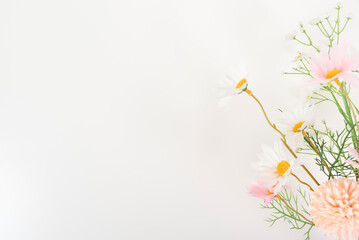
219,5,359,240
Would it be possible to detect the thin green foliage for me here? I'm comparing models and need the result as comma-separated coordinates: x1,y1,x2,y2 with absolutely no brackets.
262,188,314,239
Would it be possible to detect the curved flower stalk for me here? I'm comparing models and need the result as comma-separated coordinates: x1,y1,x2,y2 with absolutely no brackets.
218,68,321,188
246,91,320,186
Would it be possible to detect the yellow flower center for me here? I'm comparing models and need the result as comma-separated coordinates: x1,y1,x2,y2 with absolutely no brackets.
277,161,290,176
267,189,274,195
325,69,341,79
292,121,304,133
235,78,247,89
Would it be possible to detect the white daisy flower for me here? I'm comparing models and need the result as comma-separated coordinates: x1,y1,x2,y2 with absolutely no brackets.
279,103,315,148
217,65,248,109
252,142,295,192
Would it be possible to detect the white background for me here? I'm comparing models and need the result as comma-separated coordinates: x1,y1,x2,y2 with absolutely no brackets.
1,0,359,239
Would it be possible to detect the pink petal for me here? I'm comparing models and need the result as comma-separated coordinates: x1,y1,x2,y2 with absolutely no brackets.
331,42,348,69
344,148,359,168
299,77,328,87
338,72,359,88
344,159,359,169
264,195,275,206
271,181,289,194
247,181,267,199
310,53,329,77
346,77,359,88
341,55,359,72
348,147,359,161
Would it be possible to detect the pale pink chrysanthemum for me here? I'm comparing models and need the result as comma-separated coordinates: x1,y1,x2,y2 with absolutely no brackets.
303,43,359,87
344,147,359,168
310,178,359,240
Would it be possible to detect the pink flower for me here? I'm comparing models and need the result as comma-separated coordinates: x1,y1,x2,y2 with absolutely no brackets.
247,181,278,206
310,178,359,240
344,147,359,168
303,43,359,87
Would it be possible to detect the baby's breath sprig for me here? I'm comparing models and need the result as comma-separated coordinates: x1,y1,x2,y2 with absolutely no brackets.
313,5,352,52
285,5,352,77
283,59,313,77
292,23,320,53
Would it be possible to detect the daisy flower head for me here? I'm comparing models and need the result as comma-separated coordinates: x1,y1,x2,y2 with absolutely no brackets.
303,42,359,87
217,65,249,109
279,103,315,147
252,142,295,191
247,181,286,206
